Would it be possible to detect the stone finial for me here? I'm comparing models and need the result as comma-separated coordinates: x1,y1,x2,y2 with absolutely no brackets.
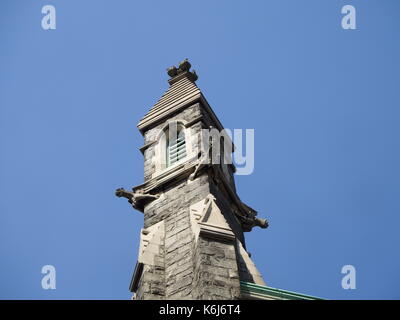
166,59,198,85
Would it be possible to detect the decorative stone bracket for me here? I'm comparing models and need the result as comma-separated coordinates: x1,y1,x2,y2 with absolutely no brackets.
138,220,165,266
189,194,235,243
129,220,165,294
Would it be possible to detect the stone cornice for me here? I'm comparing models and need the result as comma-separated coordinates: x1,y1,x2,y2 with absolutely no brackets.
130,155,267,232
137,93,202,134
139,140,157,155
133,157,199,199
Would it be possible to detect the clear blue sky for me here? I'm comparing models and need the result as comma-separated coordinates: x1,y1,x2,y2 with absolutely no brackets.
1,0,399,300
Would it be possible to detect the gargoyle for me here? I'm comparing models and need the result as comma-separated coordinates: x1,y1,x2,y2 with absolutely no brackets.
233,207,269,232
238,215,269,232
115,188,159,211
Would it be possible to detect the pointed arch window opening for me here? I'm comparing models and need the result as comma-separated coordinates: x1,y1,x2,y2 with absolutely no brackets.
166,129,187,168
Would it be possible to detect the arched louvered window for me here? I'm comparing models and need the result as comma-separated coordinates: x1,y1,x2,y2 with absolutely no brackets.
166,129,186,167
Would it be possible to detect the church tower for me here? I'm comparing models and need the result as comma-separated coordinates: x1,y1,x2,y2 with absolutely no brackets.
116,59,268,300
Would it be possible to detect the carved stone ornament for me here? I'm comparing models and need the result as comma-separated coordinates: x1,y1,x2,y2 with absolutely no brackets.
166,58,198,84
115,187,159,211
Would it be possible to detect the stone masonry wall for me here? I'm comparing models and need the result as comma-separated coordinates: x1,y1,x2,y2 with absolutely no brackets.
140,173,210,299
139,171,244,299
136,103,245,299
192,237,241,300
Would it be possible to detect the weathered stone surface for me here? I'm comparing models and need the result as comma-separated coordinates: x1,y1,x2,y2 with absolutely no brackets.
192,237,241,300
123,61,268,300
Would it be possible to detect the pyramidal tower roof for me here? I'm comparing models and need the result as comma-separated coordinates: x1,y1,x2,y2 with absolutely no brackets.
137,59,223,134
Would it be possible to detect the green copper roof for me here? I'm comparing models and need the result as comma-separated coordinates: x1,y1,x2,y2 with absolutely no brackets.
240,281,324,300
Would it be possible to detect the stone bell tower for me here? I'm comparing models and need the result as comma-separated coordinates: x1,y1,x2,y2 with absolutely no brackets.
116,59,268,300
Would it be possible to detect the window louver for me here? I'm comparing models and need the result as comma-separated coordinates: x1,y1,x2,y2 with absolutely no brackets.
167,133,186,167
